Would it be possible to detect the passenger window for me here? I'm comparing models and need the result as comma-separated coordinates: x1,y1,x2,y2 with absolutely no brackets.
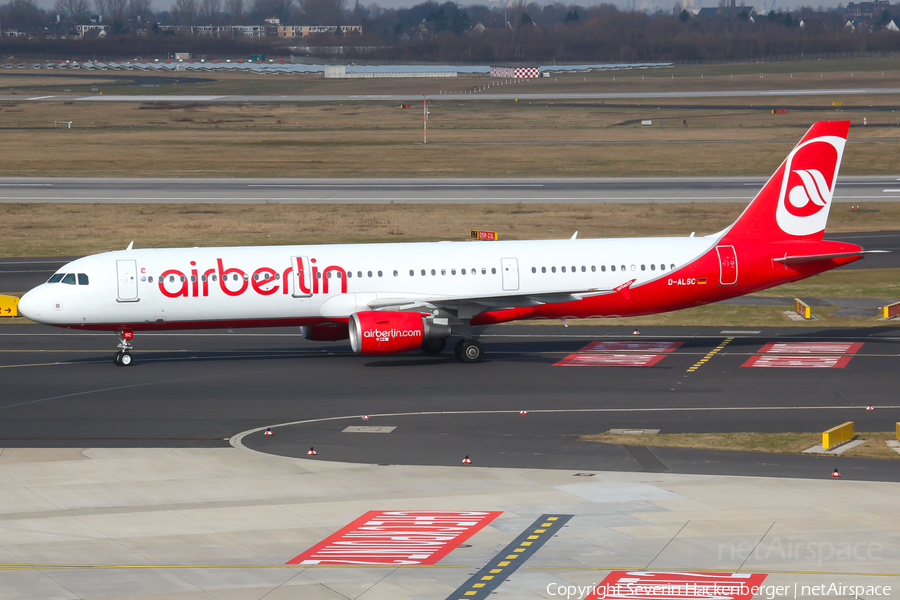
592,266,597,272
531,267,536,273
441,269,446,276
462,268,467,275
481,268,486,274
169,276,175,283
326,272,332,278
148,276,154,283
368,271,373,277
253,274,259,281
191,275,197,282
233,274,240,281
581,266,586,272
561,266,566,273
378,271,383,277
358,271,363,278
640,265,645,271
651,264,656,271
336,272,342,278
347,271,352,278
393,270,398,277
491,268,497,274
212,275,217,282
62,274,76,285
660,264,665,271
431,269,436,276
316,272,321,279
471,268,476,275
551,267,556,273
621,265,626,272
600,266,604,272
451,268,456,275
611,266,616,272
670,264,675,270
572,266,576,272
541,267,546,273
409,270,414,276
243,274,250,281
421,269,426,276
201,275,207,282
48,273,64,283
181,276,186,282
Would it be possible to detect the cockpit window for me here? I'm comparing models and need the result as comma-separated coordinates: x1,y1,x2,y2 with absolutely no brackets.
48,273,64,283
77,274,89,285
61,274,76,285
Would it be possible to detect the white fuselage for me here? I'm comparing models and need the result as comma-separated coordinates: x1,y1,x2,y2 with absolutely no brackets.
20,236,717,328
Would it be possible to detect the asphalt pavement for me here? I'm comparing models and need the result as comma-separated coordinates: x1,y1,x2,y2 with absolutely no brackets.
2,324,899,481
2,176,900,203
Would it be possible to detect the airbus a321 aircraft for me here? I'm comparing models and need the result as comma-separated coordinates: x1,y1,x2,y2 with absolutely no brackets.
18,121,875,365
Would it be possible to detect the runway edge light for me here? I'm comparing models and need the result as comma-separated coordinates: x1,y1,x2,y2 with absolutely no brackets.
308,447,317,456
264,428,273,437
462,455,472,464
832,468,841,478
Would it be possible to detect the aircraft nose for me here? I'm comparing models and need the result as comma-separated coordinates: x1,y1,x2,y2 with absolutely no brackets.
17,288,40,321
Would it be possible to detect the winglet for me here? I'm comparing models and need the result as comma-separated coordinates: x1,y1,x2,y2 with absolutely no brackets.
125,241,134,251
615,279,637,300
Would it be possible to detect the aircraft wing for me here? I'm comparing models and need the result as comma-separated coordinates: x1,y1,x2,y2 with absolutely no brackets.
367,288,615,312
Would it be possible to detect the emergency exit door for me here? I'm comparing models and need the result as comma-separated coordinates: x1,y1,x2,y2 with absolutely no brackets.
716,245,738,286
501,258,519,291
116,259,139,301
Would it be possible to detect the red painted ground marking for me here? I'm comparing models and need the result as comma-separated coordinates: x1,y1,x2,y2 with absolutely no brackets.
286,511,501,565
555,354,668,367
742,355,853,368
579,341,684,353
757,342,863,354
586,571,768,600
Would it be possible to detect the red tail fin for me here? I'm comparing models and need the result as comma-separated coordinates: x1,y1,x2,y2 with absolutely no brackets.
725,121,849,242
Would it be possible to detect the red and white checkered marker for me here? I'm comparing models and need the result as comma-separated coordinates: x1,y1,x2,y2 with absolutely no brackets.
362,414,370,420
462,455,471,464
264,428,273,437
307,447,317,456
520,410,528,416
832,468,841,478
866,405,874,411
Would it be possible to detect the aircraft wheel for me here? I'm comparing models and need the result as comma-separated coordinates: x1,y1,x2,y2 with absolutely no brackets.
422,338,446,354
457,340,483,364
114,353,122,366
119,352,133,367
454,339,465,360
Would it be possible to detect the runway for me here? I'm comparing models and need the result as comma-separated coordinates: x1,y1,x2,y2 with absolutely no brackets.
2,324,899,481
6,87,900,103
2,176,900,203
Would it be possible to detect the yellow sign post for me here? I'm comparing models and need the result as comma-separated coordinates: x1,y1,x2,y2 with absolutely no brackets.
0,295,19,318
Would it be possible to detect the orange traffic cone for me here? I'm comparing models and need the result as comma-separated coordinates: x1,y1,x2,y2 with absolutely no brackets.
362,414,370,420
832,468,841,478
462,455,472,464
520,410,528,416
264,428,273,437
307,447,317,456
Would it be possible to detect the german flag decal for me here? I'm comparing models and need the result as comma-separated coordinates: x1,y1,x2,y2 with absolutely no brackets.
698,278,708,284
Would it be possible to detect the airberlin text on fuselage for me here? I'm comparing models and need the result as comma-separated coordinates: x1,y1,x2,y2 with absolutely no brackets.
158,257,346,299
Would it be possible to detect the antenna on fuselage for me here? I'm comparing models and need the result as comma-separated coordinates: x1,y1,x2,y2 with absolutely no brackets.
571,232,578,240
125,241,134,250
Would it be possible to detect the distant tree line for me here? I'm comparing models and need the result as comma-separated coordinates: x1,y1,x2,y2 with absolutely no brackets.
2,0,900,62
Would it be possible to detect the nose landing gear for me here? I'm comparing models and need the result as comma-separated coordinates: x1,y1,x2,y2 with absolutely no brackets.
115,330,134,367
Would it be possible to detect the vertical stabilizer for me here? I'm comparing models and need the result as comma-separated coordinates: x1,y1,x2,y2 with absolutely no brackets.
725,121,849,242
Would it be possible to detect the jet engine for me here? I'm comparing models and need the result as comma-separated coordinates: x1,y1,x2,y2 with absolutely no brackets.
349,311,451,355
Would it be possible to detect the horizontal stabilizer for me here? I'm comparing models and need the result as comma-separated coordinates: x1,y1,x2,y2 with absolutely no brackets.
773,250,888,264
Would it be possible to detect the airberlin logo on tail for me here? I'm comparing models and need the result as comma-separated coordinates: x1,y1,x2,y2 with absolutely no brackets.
775,136,844,236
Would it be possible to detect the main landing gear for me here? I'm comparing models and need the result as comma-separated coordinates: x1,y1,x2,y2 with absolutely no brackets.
455,339,484,363
421,337,484,363
114,330,134,367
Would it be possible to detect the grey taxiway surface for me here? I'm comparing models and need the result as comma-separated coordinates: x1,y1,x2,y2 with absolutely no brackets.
6,86,900,103
2,175,900,203
2,323,900,482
